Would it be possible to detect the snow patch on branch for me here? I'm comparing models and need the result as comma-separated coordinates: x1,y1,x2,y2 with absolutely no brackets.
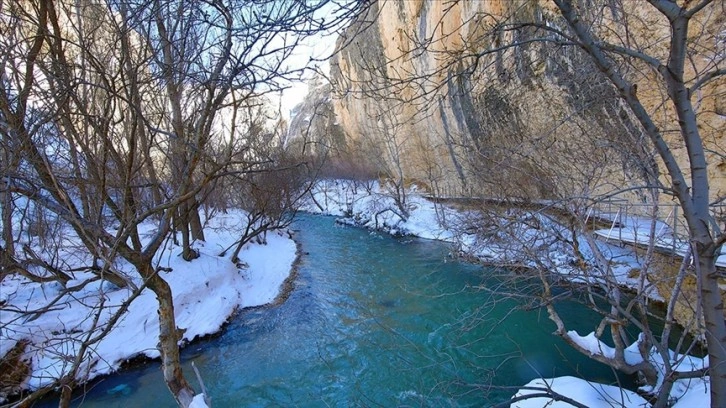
566,331,616,360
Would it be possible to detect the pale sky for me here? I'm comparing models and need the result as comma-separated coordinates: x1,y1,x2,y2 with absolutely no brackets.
275,27,340,121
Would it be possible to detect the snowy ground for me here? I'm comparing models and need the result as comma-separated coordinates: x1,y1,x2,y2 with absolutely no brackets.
303,180,658,294
593,214,726,268
0,209,296,400
1,179,712,407
302,179,711,408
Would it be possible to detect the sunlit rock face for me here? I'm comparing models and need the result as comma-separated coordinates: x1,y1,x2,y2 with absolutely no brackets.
328,0,725,206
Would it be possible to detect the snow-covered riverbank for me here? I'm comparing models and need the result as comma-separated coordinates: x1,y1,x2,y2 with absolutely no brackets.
302,179,710,408
303,180,658,293
0,210,296,400
1,179,711,407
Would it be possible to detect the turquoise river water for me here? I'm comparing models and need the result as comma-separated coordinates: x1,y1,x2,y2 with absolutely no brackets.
45,214,633,407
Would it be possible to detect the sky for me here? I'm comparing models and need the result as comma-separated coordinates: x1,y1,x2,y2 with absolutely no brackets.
275,30,339,121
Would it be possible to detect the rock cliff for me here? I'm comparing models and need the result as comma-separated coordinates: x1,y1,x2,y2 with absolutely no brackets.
321,0,724,210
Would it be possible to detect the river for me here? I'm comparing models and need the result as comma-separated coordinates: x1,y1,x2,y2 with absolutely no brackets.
46,214,632,407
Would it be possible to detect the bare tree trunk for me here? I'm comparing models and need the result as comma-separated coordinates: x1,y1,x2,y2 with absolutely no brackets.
119,1,163,212
177,203,198,261
654,7,726,406
553,1,726,405
189,200,205,242
0,177,13,259
140,262,195,407
696,248,726,404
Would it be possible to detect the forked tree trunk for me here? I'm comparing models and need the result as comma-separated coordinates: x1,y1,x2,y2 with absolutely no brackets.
553,1,726,406
177,203,198,261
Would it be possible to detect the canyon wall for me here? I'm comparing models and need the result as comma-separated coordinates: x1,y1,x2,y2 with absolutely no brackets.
320,0,725,210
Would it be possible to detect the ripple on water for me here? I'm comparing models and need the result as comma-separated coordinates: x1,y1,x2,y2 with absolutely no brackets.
41,214,635,407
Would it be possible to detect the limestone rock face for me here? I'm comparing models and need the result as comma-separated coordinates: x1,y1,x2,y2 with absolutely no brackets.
327,0,725,207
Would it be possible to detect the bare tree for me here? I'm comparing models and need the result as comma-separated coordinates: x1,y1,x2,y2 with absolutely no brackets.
546,2,725,406
0,0,366,406
365,101,412,220
327,0,724,406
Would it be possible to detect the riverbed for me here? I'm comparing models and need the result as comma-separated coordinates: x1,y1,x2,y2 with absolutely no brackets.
46,214,631,407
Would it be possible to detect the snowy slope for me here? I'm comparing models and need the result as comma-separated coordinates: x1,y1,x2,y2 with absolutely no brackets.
0,209,296,394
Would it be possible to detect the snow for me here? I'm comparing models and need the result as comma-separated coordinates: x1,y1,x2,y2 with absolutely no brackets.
0,209,296,393
301,180,456,241
671,378,710,408
593,213,726,268
511,345,710,408
568,331,617,360
189,394,210,408
303,180,659,294
302,179,712,408
1,178,713,407
511,376,650,407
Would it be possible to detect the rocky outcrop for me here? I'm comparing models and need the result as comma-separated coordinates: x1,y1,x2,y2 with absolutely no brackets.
286,76,379,179
326,0,725,207
286,76,347,157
